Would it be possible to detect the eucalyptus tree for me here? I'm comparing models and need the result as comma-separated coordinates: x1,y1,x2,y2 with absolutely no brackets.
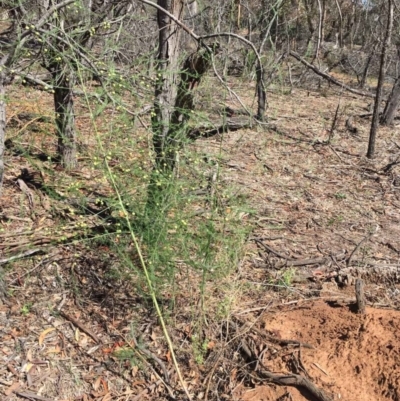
0,0,76,195
38,0,130,169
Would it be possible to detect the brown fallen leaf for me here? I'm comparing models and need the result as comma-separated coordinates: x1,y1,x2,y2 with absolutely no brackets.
38,327,56,346
5,381,21,396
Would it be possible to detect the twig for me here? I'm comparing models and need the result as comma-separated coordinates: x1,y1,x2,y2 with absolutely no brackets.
253,238,289,259
15,392,53,401
247,323,314,349
289,51,374,99
59,310,101,344
255,239,347,268
9,253,56,285
259,370,334,401
0,248,42,265
346,233,373,267
312,362,329,376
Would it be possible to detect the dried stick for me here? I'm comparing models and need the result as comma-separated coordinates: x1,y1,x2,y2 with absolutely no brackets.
346,232,373,267
59,310,101,344
0,248,42,265
289,51,374,98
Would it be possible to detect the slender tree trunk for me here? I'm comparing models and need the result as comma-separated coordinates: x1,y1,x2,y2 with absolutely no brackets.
367,0,393,159
52,66,77,169
0,73,5,195
359,46,375,89
256,64,266,121
334,0,343,48
0,73,6,299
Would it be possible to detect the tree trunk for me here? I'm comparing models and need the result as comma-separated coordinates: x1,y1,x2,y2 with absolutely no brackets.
53,66,77,169
152,0,184,172
0,73,6,300
359,48,374,89
256,63,266,121
381,44,400,126
367,0,393,159
0,73,5,196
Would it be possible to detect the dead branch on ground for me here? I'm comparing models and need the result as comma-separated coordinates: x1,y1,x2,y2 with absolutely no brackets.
289,51,375,99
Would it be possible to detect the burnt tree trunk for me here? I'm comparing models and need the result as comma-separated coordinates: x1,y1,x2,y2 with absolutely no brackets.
255,62,266,121
52,65,77,169
367,0,393,159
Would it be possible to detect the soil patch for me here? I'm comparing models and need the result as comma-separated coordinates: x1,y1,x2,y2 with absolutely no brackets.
239,300,400,401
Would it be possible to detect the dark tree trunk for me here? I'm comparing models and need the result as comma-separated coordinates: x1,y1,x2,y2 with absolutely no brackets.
256,63,266,121
367,0,393,159
52,66,77,169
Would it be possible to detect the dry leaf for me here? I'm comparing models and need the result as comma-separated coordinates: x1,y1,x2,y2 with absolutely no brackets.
93,376,102,391
39,328,56,345
75,327,80,342
5,382,20,396
101,378,108,393
21,362,33,373
46,345,62,354
102,393,112,401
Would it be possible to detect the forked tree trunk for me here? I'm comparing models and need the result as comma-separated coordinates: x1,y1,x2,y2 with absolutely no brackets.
52,66,77,169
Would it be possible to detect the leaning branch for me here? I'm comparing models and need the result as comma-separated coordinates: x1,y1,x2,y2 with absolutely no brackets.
289,51,375,98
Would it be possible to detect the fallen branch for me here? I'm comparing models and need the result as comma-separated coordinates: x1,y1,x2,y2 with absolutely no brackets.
254,239,346,269
289,51,375,99
258,370,333,401
0,248,42,265
15,391,53,401
336,263,400,285
188,119,252,140
59,310,101,344
346,232,373,267
237,331,332,401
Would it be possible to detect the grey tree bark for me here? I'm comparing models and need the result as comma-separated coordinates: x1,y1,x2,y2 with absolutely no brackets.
152,0,185,172
367,0,393,159
380,44,400,126
52,65,77,169
0,72,5,196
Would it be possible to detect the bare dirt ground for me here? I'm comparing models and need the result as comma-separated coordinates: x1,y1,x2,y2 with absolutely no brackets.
1,78,400,400
237,301,400,401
